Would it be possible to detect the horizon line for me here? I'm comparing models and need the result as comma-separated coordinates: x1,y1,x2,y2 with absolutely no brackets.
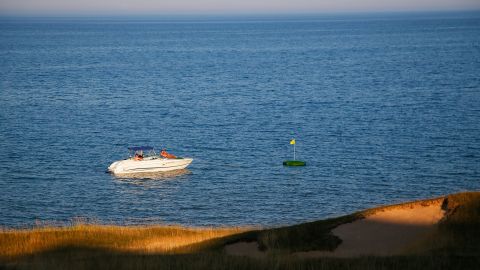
1,9,479,18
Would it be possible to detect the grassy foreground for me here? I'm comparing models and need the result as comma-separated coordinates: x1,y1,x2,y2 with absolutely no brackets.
1,192,479,270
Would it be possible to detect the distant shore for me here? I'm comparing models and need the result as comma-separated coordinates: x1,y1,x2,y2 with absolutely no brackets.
1,191,479,269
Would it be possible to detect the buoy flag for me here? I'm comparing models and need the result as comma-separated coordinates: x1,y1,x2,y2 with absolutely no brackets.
290,139,296,145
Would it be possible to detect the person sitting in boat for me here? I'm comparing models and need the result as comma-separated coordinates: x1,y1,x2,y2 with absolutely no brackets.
134,152,143,161
161,149,177,159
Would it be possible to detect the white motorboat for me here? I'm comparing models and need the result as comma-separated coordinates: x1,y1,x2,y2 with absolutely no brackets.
108,146,192,175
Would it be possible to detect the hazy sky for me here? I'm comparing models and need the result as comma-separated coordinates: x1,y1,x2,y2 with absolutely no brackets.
1,0,479,15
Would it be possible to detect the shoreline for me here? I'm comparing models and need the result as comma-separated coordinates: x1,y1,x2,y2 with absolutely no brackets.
1,191,479,269
0,195,450,231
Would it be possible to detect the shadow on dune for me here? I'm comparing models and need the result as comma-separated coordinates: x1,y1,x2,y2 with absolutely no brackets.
2,192,479,269
4,241,479,270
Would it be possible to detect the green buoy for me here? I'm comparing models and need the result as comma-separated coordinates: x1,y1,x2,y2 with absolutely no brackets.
283,160,306,166
283,139,306,166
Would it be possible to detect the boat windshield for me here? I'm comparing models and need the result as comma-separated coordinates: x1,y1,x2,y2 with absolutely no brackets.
128,146,156,159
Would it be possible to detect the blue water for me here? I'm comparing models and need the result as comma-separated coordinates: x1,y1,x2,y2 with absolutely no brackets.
1,13,480,227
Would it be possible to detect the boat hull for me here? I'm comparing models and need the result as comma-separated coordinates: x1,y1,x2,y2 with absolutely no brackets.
108,158,193,175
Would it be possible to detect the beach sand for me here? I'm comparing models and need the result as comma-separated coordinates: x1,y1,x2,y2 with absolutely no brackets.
296,200,445,257
226,199,445,258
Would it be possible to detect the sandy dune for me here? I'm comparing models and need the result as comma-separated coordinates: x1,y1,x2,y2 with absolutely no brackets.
297,200,445,257
226,199,445,258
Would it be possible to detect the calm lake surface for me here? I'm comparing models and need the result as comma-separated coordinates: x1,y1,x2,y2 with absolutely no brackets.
1,13,479,227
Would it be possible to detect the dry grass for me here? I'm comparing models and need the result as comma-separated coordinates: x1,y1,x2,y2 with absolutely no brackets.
1,191,479,270
0,224,248,260
415,191,480,256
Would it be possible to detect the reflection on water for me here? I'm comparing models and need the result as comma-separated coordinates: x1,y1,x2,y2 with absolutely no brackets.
111,170,192,201
113,169,192,182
